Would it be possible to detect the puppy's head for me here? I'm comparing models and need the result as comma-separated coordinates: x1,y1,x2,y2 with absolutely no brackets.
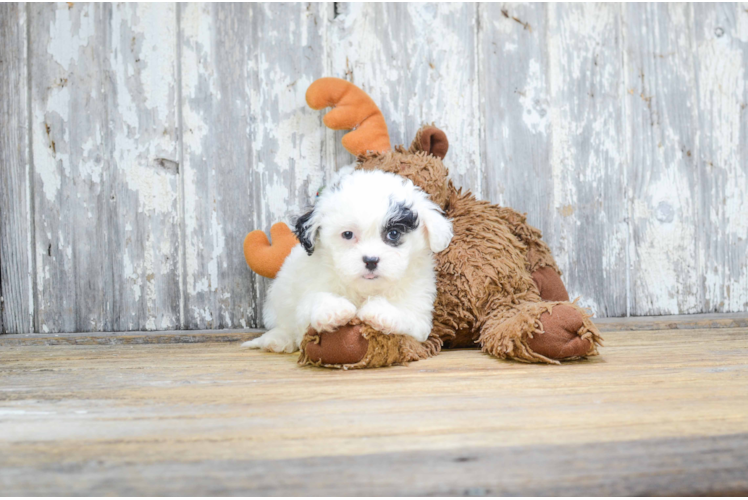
294,169,453,290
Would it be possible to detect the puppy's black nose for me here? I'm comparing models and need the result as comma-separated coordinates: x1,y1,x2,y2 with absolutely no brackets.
363,256,379,271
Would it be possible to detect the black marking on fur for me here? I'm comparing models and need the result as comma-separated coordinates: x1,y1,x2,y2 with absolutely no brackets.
382,201,419,247
294,209,317,255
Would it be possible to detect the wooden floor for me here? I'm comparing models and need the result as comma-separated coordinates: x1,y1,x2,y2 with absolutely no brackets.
2,315,748,496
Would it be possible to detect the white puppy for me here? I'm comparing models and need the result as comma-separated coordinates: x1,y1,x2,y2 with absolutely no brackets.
242,168,453,353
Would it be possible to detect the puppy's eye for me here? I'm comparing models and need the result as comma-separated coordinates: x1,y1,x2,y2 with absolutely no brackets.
342,231,354,240
386,229,400,242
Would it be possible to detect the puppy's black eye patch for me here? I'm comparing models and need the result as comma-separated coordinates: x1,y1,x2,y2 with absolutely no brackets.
382,202,418,247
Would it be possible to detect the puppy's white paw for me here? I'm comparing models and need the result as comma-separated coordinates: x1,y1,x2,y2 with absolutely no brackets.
241,328,298,353
357,298,403,335
310,296,357,332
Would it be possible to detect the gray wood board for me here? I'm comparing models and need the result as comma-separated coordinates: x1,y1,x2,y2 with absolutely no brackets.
179,3,331,329
28,4,181,333
2,429,747,495
480,4,629,317
329,3,484,195
0,328,262,346
692,3,748,314
625,3,703,316
1,4,33,333
2,312,747,345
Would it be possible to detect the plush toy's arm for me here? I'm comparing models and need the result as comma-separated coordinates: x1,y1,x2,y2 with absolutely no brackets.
495,207,560,274
243,222,299,279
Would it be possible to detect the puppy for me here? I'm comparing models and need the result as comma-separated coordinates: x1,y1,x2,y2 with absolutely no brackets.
242,167,453,353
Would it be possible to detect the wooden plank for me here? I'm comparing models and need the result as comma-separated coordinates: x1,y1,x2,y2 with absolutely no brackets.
179,3,329,330
480,3,554,245
623,4,702,316
0,3,34,334
481,4,628,318
545,4,628,317
329,3,483,195
2,312,747,346
0,329,261,346
740,1,748,313
1,327,747,495
29,3,181,333
595,311,748,332
692,3,748,313
3,434,746,496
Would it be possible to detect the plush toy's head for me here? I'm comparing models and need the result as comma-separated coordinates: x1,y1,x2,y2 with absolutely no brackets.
306,78,451,209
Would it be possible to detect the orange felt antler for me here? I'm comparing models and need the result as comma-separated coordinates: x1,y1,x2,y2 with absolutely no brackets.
243,223,299,279
306,77,391,156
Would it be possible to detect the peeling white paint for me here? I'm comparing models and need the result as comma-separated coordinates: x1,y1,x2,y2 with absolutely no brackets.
208,209,225,292
46,5,95,72
519,60,549,134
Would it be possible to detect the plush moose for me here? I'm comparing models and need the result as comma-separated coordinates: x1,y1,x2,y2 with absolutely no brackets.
244,77,602,369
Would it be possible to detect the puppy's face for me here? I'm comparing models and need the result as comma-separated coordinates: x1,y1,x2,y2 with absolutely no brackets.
294,169,453,291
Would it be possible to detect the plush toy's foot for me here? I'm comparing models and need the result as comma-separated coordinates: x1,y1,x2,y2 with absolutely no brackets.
527,304,599,360
531,266,570,302
479,300,602,364
299,320,441,369
300,323,370,365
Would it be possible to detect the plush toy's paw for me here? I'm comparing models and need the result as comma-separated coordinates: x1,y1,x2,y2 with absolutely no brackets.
310,296,357,332
532,266,570,302
242,328,298,353
528,304,595,360
302,323,370,366
356,298,401,336
299,321,442,369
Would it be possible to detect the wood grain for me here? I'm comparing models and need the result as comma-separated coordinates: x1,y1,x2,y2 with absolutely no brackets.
547,4,629,317
480,3,553,250
0,3,33,333
28,3,181,333
0,328,261,346
1,325,747,495
624,4,703,315
330,3,483,195
692,3,748,313
180,3,329,330
2,312,746,344
4,434,746,496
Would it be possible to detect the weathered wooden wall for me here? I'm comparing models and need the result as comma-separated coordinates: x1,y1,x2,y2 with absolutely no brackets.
1,3,747,333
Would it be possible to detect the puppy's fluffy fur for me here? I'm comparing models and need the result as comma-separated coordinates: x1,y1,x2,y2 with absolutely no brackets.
243,168,453,353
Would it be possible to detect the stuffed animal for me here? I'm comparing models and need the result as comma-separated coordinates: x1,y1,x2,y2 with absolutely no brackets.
244,77,602,369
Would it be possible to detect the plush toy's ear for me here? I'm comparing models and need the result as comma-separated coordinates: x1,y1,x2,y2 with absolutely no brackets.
306,77,391,156
293,208,320,256
243,223,299,279
410,125,449,160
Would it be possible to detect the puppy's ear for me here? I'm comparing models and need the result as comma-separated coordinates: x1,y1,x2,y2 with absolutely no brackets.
293,208,320,255
415,194,453,253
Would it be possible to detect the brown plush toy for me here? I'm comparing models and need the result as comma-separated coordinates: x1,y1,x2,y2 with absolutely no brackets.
244,77,603,368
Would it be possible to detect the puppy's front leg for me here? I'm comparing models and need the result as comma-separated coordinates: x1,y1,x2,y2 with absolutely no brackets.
357,297,432,342
298,292,357,333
